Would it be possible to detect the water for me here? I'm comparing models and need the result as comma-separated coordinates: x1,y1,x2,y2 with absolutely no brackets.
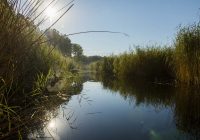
29,77,200,140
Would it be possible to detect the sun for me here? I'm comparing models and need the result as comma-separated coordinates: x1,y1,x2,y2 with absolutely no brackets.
45,7,56,19
48,120,56,128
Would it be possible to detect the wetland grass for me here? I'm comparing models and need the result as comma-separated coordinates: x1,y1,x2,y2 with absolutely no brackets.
0,0,77,138
91,22,200,86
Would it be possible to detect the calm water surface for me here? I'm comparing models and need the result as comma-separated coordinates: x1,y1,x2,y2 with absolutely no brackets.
29,78,200,140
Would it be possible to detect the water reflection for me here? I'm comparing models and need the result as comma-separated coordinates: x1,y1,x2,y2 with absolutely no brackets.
100,77,175,107
28,77,85,139
99,77,200,139
28,74,200,140
174,87,200,139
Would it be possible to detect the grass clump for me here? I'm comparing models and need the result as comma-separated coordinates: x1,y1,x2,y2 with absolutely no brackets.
174,22,200,85
92,46,175,84
0,0,77,138
91,21,200,86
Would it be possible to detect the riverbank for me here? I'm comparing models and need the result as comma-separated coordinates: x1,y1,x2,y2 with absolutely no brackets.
0,1,78,138
90,21,200,86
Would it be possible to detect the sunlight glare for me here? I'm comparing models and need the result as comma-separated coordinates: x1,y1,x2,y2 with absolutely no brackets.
46,7,56,19
48,120,55,128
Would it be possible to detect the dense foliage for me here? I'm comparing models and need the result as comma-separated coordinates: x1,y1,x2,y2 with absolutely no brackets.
45,29,72,57
0,0,78,138
174,23,200,85
45,29,103,64
90,47,175,83
91,22,200,86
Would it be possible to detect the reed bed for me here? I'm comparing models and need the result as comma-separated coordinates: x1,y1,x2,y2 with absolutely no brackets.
91,22,200,86
91,46,175,83
0,0,77,138
174,22,200,85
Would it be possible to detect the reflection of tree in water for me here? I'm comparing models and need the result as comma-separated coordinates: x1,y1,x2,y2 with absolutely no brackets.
100,77,175,108
174,87,200,139
98,75,200,139
26,74,200,139
78,72,100,82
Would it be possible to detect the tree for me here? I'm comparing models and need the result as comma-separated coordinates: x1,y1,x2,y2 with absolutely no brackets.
72,43,83,60
45,29,72,57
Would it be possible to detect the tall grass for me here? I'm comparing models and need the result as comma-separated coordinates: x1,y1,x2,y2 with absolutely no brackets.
0,0,77,137
0,0,75,91
91,22,200,86
174,22,200,85
91,46,175,83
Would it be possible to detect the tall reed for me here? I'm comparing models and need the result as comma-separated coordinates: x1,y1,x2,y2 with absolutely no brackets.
92,46,175,83
174,22,200,85
0,0,76,137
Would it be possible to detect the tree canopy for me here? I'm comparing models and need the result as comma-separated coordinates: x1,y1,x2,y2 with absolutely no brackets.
45,29,72,57
45,29,103,64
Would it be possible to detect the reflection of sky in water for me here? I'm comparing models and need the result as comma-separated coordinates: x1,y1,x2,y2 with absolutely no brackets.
29,81,188,140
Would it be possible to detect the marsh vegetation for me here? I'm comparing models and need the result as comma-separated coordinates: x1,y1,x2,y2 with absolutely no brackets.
1,0,200,139
90,22,200,86
0,0,79,138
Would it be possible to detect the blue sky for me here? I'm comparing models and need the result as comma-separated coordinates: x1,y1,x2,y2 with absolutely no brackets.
49,0,200,56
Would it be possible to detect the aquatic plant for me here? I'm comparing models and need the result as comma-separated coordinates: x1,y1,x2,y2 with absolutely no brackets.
0,0,76,138
91,21,200,86
92,46,175,83
174,22,200,85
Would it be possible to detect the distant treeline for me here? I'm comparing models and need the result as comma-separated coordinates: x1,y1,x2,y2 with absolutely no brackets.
45,29,103,64
90,22,200,86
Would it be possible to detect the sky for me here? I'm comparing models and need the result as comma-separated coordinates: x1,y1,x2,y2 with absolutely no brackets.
43,0,200,56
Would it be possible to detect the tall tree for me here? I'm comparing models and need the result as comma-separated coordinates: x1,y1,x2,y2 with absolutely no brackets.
72,43,83,60
45,29,72,57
